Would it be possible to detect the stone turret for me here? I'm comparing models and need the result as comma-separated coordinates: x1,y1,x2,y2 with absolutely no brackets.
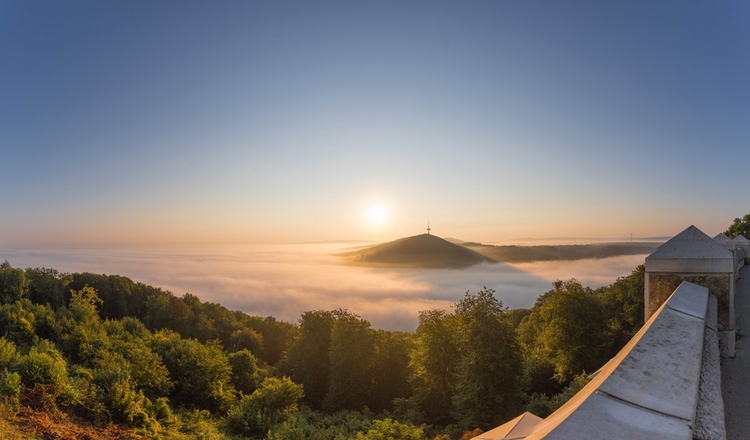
732,235,749,267
645,225,735,357
715,233,740,279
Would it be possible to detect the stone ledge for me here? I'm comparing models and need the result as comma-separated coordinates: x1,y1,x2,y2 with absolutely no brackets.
525,281,716,440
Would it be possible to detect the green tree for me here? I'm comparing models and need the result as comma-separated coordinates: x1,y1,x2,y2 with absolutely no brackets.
409,309,461,425
103,320,172,398
452,288,522,429
596,265,645,353
68,286,104,323
370,330,411,413
280,310,337,409
231,327,265,356
144,291,194,336
0,264,29,304
26,267,69,310
15,339,75,406
526,372,591,418
67,273,137,320
323,311,375,412
0,300,42,348
245,316,297,366
151,330,234,412
518,280,611,384
226,376,303,437
355,418,425,440
0,338,17,368
58,286,109,365
229,349,261,395
92,351,151,426
725,213,750,239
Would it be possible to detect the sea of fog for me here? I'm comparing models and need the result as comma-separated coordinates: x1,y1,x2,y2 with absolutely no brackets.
0,244,646,331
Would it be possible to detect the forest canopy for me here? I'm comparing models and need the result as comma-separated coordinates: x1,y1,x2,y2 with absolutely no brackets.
0,260,645,439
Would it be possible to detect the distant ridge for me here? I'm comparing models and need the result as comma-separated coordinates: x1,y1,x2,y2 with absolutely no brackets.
341,234,495,268
464,242,661,263
339,235,663,268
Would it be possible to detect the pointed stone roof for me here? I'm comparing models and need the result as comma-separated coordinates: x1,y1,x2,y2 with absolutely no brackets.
472,412,543,440
714,233,737,251
645,226,733,273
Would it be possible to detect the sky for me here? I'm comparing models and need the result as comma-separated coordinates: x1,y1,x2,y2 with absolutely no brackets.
2,1,749,247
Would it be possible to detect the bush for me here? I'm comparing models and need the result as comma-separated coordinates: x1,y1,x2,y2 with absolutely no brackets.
0,338,18,367
0,369,22,404
16,341,69,389
355,418,426,440
14,340,79,409
0,265,29,304
228,349,260,395
226,377,303,437
151,331,234,412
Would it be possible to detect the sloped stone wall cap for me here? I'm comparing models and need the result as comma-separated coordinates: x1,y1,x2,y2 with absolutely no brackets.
524,282,707,439
525,392,692,440
647,226,733,260
598,305,705,420
667,281,710,318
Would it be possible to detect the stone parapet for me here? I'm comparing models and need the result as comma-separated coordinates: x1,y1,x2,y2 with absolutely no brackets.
522,282,724,440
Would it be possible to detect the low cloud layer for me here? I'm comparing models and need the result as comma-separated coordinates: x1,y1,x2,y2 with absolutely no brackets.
0,245,646,331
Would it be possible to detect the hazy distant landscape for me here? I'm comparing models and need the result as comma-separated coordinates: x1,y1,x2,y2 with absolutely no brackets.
342,233,661,268
0,241,649,331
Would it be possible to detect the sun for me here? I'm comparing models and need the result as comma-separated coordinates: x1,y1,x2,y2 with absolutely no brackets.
368,204,387,225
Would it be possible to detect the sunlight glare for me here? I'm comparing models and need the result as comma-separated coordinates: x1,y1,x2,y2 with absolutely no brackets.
368,205,387,225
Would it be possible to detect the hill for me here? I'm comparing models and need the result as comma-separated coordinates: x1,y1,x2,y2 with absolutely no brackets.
464,242,661,263
340,233,495,268
340,237,662,267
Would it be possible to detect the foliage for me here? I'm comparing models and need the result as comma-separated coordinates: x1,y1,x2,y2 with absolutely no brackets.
267,408,374,439
16,340,70,389
225,376,303,437
370,330,412,413
506,308,532,329
518,280,611,384
452,288,523,429
104,321,172,398
228,349,261,396
409,309,460,426
0,338,18,367
14,340,79,409
151,331,234,413
0,264,29,304
0,259,648,438
596,265,645,352
68,286,104,323
354,418,425,440
25,267,69,310
280,310,337,409
525,372,591,418
0,369,22,404
323,311,376,412
724,213,750,239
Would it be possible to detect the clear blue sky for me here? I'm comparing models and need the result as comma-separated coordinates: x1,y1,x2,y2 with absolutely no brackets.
1,1,749,246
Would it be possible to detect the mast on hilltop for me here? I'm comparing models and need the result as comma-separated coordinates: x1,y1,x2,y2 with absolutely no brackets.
427,220,431,235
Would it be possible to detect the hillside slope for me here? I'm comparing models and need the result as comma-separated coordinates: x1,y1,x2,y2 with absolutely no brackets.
341,234,495,268
464,242,661,263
